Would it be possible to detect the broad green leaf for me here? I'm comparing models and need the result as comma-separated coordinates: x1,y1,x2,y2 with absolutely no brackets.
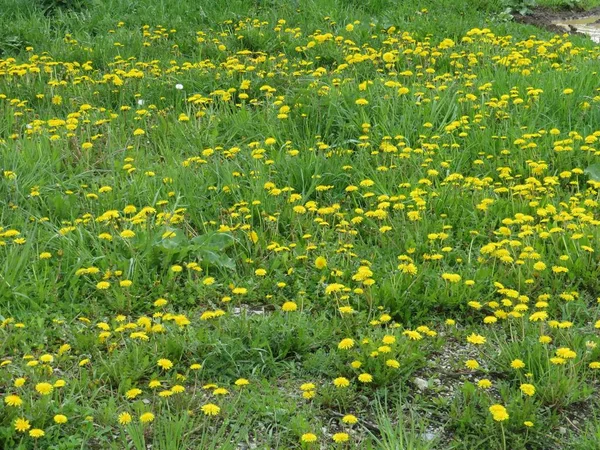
197,249,236,270
154,229,188,251
585,164,600,182
191,232,235,250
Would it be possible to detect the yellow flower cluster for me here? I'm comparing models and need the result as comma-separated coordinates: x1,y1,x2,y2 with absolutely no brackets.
0,6,599,447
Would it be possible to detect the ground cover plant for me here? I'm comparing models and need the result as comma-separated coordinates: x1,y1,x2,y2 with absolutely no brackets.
1,0,600,448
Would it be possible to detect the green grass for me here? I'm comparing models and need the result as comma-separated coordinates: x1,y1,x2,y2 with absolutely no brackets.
1,0,600,448
536,0,600,10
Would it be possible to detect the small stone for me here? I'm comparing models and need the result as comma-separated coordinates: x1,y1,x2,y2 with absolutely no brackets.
423,431,437,441
413,377,429,391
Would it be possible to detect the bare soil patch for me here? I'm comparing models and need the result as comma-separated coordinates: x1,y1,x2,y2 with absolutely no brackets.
514,6,600,41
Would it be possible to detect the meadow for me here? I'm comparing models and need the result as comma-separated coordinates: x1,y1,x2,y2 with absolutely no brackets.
2,0,600,448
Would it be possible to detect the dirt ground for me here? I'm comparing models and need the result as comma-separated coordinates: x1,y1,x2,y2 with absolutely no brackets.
514,6,600,35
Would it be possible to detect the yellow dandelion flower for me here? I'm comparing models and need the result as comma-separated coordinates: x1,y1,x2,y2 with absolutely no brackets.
333,377,350,388
125,388,142,399
338,338,355,350
511,359,525,369
140,412,155,423
157,358,173,370
314,256,327,269
4,394,23,407
14,418,31,433
53,414,67,424
118,412,132,425
301,433,317,443
489,404,509,422
520,384,535,396
342,414,358,424
201,403,220,416
466,333,486,345
35,382,53,395
332,432,349,442
282,301,298,312
358,373,373,383
29,428,45,438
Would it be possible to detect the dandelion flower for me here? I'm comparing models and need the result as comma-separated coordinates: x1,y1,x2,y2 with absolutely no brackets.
157,358,173,370
29,429,45,438
282,301,298,312
213,388,229,395
465,359,479,370
333,432,349,442
382,335,396,345
14,418,30,433
139,412,155,423
4,394,23,407
125,388,142,399
477,379,492,389
386,359,400,369
53,414,67,424
489,404,509,422
35,382,53,395
201,403,220,416
303,390,316,399
466,333,486,345
358,373,373,383
342,414,358,424
511,359,525,369
442,273,461,283
315,256,327,269
301,433,317,443
40,354,54,363
333,377,350,388
118,412,132,425
520,384,535,396
556,347,577,359
338,338,355,350
403,330,423,340
154,298,168,307
147,380,161,389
